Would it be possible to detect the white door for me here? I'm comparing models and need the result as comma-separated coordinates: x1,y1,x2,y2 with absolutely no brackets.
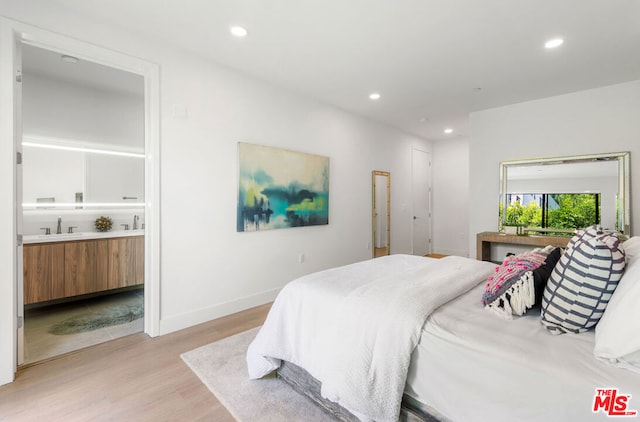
412,148,431,256
14,36,25,366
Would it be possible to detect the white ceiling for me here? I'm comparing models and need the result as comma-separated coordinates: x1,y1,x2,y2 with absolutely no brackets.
22,44,144,98
16,0,640,141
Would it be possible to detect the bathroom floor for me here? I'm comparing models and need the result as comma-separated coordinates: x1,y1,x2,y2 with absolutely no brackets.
23,289,144,365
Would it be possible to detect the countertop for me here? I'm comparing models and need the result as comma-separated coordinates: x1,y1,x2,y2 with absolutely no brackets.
24,229,145,244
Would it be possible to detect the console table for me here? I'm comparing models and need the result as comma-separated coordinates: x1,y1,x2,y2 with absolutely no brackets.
476,231,570,262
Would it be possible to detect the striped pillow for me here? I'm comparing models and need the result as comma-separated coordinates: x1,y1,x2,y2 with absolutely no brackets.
565,225,600,250
541,229,625,335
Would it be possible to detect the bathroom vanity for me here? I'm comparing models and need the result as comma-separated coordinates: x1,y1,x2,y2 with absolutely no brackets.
23,231,144,305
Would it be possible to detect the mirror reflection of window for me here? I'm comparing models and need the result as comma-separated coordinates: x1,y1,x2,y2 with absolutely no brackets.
504,193,601,234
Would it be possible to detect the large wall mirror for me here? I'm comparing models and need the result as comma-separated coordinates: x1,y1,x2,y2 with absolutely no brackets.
499,152,630,235
372,171,390,257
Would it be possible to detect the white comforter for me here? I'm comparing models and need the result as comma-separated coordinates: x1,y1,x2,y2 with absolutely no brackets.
247,254,496,421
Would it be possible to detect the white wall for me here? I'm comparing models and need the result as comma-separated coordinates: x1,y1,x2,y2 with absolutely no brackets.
23,72,144,148
0,8,431,384
432,137,470,256
156,51,429,329
469,81,640,258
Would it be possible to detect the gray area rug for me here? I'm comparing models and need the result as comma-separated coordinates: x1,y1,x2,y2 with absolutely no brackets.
48,303,144,335
181,327,336,422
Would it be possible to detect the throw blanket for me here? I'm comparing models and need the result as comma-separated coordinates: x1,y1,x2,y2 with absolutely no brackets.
481,246,557,318
247,254,496,422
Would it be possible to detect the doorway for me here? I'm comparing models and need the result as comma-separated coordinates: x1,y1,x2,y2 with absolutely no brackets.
1,21,161,377
412,148,432,256
19,43,147,365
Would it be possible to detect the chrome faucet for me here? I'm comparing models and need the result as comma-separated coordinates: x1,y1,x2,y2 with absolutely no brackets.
56,217,62,234
133,215,139,230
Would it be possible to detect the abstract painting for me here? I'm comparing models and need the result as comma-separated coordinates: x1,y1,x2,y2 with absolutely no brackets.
237,143,330,232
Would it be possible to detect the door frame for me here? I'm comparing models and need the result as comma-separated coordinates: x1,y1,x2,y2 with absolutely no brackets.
14,31,24,366
0,17,161,384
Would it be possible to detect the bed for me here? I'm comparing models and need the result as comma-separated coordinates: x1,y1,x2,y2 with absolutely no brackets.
247,228,640,421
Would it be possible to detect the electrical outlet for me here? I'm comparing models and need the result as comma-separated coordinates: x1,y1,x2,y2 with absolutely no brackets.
298,253,305,264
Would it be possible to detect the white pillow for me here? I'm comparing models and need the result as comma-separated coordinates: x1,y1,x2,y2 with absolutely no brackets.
594,250,640,373
622,236,640,263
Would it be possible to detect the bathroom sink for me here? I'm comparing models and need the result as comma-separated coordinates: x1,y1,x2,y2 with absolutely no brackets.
35,232,87,239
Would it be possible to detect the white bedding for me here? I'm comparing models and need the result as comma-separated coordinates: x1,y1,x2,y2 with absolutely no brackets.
247,254,496,422
406,282,640,421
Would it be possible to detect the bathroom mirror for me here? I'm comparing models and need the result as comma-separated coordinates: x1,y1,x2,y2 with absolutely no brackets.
372,171,390,257
21,138,145,209
499,152,630,235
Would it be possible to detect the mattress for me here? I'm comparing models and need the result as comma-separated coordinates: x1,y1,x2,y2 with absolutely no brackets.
276,360,440,422
405,283,640,421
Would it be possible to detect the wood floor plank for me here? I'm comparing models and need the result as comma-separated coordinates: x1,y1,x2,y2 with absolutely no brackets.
0,303,272,421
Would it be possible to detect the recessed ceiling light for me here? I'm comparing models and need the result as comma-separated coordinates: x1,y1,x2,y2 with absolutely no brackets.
444,128,453,134
544,38,564,49
61,54,79,64
230,26,248,38
369,92,381,100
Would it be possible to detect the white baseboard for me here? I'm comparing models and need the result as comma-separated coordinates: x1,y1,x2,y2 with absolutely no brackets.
158,288,280,336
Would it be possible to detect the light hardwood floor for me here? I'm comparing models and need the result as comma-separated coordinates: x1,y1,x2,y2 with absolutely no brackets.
425,253,447,259
0,303,271,421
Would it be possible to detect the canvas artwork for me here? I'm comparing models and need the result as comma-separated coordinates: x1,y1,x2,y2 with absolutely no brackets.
237,143,330,232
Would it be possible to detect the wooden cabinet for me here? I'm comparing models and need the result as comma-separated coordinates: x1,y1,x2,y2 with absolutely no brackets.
476,231,570,262
24,236,144,305
23,243,65,304
64,239,100,297
106,237,144,290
